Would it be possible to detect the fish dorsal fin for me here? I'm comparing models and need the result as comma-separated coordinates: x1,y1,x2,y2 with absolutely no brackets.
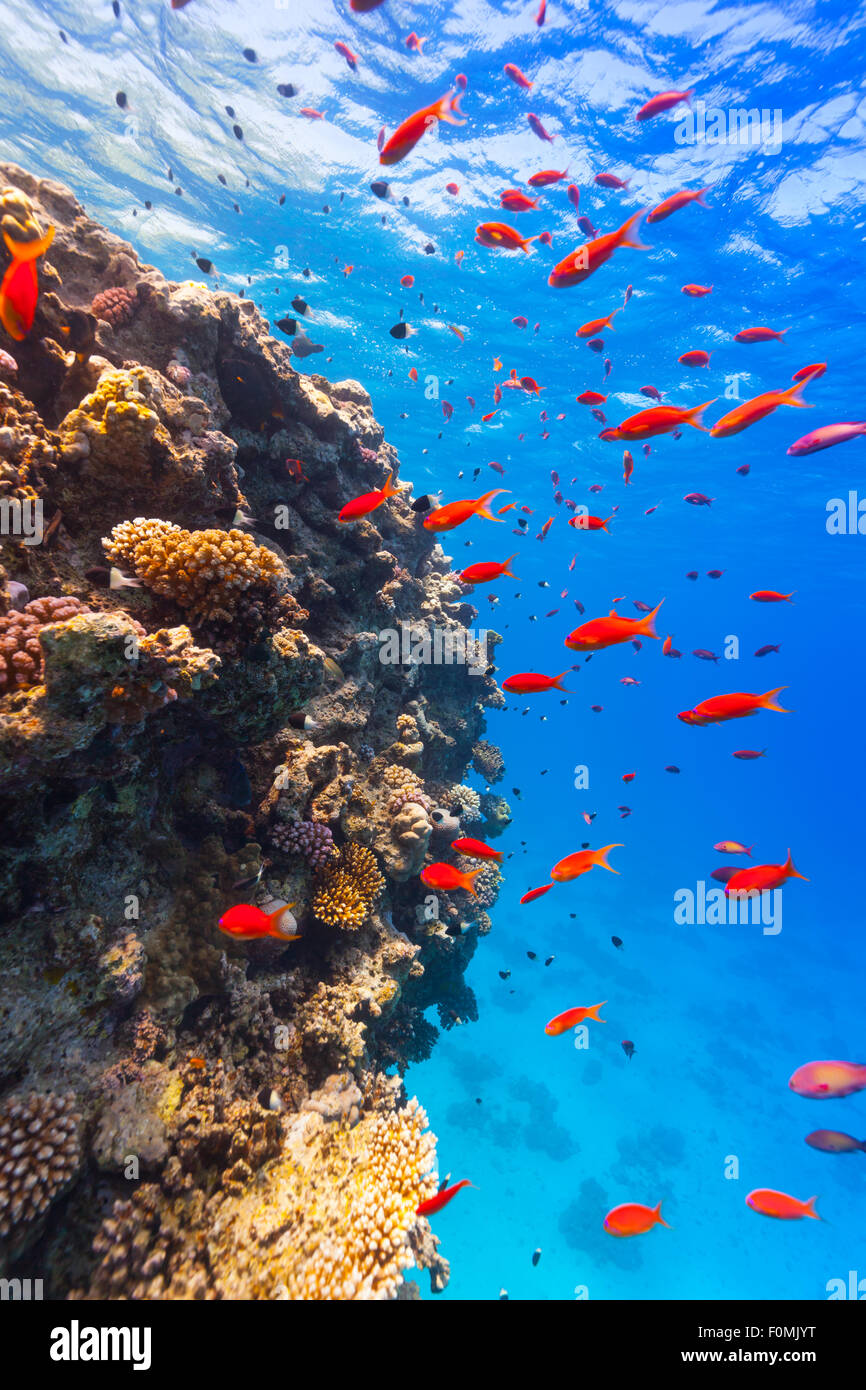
608,608,618,617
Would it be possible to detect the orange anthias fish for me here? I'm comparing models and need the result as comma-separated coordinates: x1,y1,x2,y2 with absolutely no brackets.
710,371,819,437
549,212,647,288
750,589,794,602
218,902,301,942
551,844,622,882
380,87,465,165
577,390,607,404
521,884,554,904
636,89,694,121
746,1190,820,1221
604,1201,670,1237
504,62,533,88
681,687,792,725
646,187,710,223
458,554,518,584
0,226,56,340
338,471,401,521
476,222,539,253
789,1060,866,1099
451,837,503,862
569,513,613,532
565,601,663,652
500,189,540,212
420,862,484,895
502,671,570,693
528,168,569,187
725,850,807,895
545,1001,607,1035
423,489,508,532
416,1179,473,1217
334,41,359,70
616,399,716,440
577,311,618,337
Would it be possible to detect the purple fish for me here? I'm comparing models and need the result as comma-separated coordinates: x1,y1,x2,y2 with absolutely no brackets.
684,492,714,506
711,866,738,883
693,649,719,662
577,215,597,237
787,422,866,456
754,643,781,657
527,112,555,142
640,384,662,401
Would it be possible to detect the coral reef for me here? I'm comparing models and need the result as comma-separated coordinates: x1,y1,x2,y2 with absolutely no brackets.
0,163,505,1300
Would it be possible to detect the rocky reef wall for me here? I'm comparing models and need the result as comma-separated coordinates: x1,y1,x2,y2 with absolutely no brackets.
0,165,508,1299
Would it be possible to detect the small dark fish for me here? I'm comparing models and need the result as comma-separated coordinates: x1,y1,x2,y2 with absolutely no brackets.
499,1289,509,1301
288,712,318,731
278,193,285,205
243,48,258,62
390,322,411,339
686,570,698,580
754,644,780,657
527,950,536,960
665,765,680,773
233,124,244,141
532,1248,542,1267
706,569,724,579
277,83,296,98
402,196,410,207
711,866,738,883
622,1040,635,1061
112,0,121,16
693,649,719,662
60,30,68,42
116,91,128,108
291,296,309,315
633,600,652,613
218,175,227,187
225,757,252,809
577,216,597,237
544,955,555,966
370,180,391,200
195,257,214,275
233,866,264,892
424,242,435,254
499,969,511,980
291,334,324,358
410,494,436,513
611,936,623,950
276,317,298,336
225,105,236,118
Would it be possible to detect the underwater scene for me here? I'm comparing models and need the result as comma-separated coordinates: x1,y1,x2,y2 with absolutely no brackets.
0,0,864,1313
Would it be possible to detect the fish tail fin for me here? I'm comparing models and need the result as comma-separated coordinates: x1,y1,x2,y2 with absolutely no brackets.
782,376,815,408
639,598,665,639
267,904,301,940
475,488,509,520
552,671,571,692
601,515,614,531
438,88,466,125
695,186,711,208
654,1201,672,1229
3,225,55,262
617,211,649,250
502,553,519,578
804,1196,821,1221
381,470,401,499
587,1000,607,1022
687,398,717,430
521,234,541,253
784,849,809,882
593,844,623,873
746,845,754,857
784,592,796,602
760,686,791,713
683,89,695,108
461,866,484,896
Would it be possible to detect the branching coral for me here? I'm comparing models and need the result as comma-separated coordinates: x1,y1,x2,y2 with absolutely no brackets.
0,1091,82,1244
103,516,284,625
472,738,505,784
311,842,384,930
270,818,335,868
450,783,483,823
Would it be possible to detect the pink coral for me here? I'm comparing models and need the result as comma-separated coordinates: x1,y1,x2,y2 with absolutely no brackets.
0,596,90,693
91,285,140,327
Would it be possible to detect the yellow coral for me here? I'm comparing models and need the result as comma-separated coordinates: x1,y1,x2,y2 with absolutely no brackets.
311,843,384,930
103,516,283,624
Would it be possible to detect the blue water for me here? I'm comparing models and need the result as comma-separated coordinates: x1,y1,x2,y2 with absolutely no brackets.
3,0,865,1301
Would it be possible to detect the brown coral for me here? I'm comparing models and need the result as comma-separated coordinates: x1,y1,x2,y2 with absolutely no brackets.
0,1090,82,1242
0,595,90,692
90,284,140,327
312,842,384,930
103,516,284,625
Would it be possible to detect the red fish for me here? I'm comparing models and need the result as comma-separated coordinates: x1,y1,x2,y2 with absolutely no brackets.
502,670,570,693
746,1190,819,1221
679,349,710,367
0,227,55,340
789,1060,866,1100
476,222,539,252
787,422,866,456
527,112,555,141
442,400,453,420
568,513,613,532
300,108,325,119
711,373,818,437
420,862,484,895
500,189,540,212
218,902,301,942
681,687,791,725
604,1202,670,1237
350,0,385,9
733,749,766,760
576,390,607,404
423,489,508,532
636,89,693,121
338,471,402,522
446,182,460,196
567,184,580,211
734,326,786,343
617,400,714,440
380,87,465,165
577,311,617,337
595,172,629,190
334,41,359,70
623,450,634,484
793,362,826,382
512,315,529,328
520,884,554,904
416,1179,473,1217
551,844,621,881
725,850,807,895
529,168,569,186
451,838,503,862
504,63,532,88
681,283,712,296
646,187,709,223
545,1001,607,1035
536,0,546,23
400,274,415,286
566,601,663,652
750,589,794,602
405,31,426,51
549,213,647,289
639,384,662,401
459,554,518,585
